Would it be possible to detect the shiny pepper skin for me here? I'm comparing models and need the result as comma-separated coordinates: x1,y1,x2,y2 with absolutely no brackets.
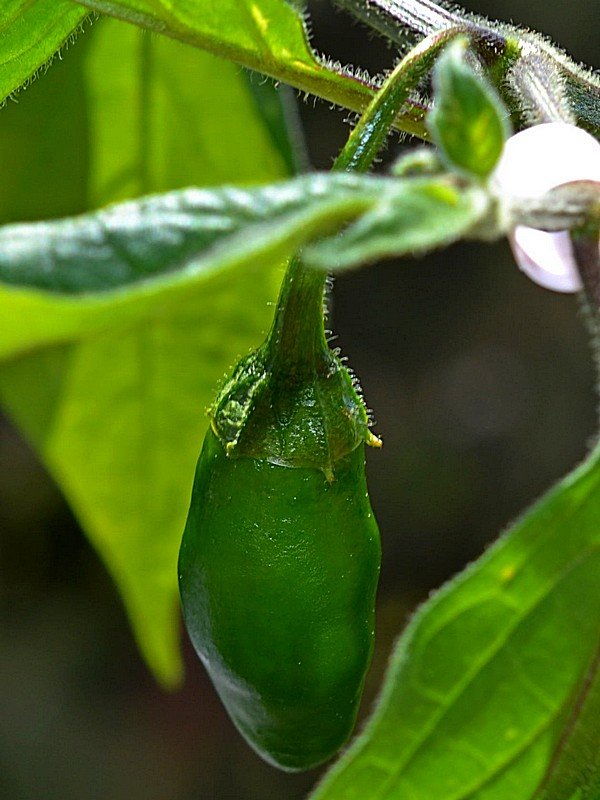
178,427,381,772
179,249,381,770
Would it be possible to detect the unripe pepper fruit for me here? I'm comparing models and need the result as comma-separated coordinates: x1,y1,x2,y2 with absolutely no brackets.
175,38,431,768
178,254,381,772
179,430,379,771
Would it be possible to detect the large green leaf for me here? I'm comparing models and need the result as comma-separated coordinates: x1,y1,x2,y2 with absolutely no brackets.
0,1,88,103
76,0,428,137
310,447,600,799
0,173,488,358
0,171,492,355
0,278,281,687
0,17,90,225
84,18,294,205
0,175,387,358
0,23,292,685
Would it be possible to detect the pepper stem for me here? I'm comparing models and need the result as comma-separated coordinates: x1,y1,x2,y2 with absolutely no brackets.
265,256,329,373
265,28,463,373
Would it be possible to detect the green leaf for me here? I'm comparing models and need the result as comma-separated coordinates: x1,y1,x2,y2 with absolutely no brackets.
77,0,428,138
0,175,378,302
0,21,90,225
310,447,600,800
0,1,88,103
428,38,511,179
244,75,309,176
535,651,600,800
0,28,294,685
0,274,281,687
83,19,292,205
0,173,492,358
305,177,490,269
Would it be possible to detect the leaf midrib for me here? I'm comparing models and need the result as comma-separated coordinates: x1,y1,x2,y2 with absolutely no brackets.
531,635,600,799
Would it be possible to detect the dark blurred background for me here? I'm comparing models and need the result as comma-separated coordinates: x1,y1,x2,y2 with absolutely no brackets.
0,1,597,798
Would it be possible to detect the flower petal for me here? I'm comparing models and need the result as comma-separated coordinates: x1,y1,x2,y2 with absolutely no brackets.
493,122,600,292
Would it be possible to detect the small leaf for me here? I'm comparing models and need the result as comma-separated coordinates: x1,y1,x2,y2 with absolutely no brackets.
428,38,511,178
310,446,600,800
0,1,88,103
305,177,490,270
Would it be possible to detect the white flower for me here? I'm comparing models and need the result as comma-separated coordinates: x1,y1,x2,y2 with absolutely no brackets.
492,122,600,292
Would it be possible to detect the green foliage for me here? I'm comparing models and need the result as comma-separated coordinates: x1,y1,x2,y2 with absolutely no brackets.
0,173,491,304
428,38,510,178
75,0,432,134
83,18,294,204
78,0,318,75
306,178,489,268
0,0,598,795
536,656,600,800
0,26,90,224
0,176,370,300
0,1,88,103
0,22,290,685
310,445,600,799
0,287,279,686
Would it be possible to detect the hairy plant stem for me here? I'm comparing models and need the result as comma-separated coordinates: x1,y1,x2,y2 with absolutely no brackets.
335,0,600,136
569,226,600,457
335,0,487,46
266,29,462,373
506,46,574,125
334,0,518,95
78,0,427,139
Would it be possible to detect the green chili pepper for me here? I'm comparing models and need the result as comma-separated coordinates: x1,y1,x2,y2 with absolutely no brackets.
178,41,448,771
178,253,381,771
179,429,380,771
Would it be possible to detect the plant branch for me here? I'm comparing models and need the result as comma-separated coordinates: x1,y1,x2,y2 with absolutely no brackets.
508,182,600,232
75,0,430,138
506,43,574,125
334,0,600,136
267,28,461,380
333,0,463,41
334,0,514,72
334,26,465,169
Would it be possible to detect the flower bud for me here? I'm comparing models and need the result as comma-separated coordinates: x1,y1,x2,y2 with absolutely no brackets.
493,122,600,292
